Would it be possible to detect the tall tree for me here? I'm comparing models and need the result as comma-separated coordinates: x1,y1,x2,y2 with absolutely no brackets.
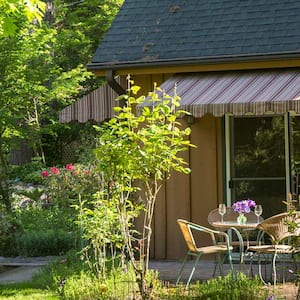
0,23,91,209
0,0,45,36
0,0,123,209
53,0,123,89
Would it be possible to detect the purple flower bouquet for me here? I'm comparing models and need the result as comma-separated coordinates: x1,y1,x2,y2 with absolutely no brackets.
232,199,256,224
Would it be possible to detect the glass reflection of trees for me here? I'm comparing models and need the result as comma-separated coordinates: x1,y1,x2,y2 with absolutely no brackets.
233,117,286,217
291,116,300,195
234,117,285,178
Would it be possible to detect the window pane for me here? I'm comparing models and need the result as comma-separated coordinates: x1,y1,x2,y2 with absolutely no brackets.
233,117,285,178
233,180,286,218
231,116,287,217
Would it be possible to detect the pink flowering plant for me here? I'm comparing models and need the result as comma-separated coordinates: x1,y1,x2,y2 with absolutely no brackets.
41,163,99,208
232,199,256,214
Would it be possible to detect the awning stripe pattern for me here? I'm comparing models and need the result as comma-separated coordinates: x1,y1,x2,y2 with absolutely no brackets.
59,83,119,123
156,69,300,117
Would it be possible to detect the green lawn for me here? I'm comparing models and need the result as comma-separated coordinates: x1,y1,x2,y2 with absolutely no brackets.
0,282,58,300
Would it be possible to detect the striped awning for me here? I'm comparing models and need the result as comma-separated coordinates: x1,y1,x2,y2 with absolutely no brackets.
152,69,300,117
59,83,119,123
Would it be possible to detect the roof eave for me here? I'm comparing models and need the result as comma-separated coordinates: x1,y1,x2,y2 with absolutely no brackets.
87,51,300,72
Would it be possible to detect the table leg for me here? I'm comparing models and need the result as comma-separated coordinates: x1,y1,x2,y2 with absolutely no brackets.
230,227,244,271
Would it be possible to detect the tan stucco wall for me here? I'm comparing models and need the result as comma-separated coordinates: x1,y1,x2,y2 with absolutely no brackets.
121,74,223,260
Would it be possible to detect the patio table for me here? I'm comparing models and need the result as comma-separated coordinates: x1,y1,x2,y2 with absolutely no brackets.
212,221,259,269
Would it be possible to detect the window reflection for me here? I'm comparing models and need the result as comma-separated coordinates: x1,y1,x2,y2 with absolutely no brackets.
231,116,286,218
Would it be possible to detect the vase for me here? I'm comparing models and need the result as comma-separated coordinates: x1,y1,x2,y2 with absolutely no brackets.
237,213,247,224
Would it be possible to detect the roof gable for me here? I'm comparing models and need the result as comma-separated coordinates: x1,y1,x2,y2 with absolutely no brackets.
89,0,300,70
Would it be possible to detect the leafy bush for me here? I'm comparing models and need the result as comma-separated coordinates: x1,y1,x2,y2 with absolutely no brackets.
13,229,75,257
14,206,76,233
0,213,19,256
9,159,45,184
5,162,98,257
10,206,79,257
40,163,98,208
0,206,79,257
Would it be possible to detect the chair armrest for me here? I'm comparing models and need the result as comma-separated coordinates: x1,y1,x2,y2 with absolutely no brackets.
188,222,231,247
215,231,232,247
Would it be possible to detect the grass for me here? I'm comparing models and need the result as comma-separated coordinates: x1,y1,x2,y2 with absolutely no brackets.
0,282,58,299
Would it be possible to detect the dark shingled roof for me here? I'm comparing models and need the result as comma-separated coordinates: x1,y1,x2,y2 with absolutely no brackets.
88,0,300,70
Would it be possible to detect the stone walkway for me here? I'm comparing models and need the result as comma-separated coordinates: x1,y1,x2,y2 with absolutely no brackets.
0,256,57,285
0,266,42,284
0,258,235,285
149,259,232,283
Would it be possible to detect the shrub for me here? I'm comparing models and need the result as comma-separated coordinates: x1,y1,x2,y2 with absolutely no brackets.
40,163,98,209
9,159,45,184
14,206,76,233
0,206,79,257
0,213,19,256
13,229,76,257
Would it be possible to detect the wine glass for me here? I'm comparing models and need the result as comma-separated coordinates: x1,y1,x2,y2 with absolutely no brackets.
218,204,226,223
255,205,262,223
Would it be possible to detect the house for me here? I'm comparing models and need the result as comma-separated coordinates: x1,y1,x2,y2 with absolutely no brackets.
87,0,300,259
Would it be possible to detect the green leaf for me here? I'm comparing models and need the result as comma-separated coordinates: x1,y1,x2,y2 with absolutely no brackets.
131,85,141,95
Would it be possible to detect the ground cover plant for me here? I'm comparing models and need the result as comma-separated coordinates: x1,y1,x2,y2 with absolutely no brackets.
0,258,274,300
186,273,269,300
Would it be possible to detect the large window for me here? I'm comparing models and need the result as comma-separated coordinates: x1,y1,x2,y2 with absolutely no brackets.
228,116,287,218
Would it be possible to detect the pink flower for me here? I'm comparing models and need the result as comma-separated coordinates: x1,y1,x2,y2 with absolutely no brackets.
66,164,74,171
41,170,49,177
84,170,89,175
50,167,60,175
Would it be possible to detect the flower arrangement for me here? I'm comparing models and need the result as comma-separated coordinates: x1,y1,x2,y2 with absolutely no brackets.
232,199,256,224
232,199,256,214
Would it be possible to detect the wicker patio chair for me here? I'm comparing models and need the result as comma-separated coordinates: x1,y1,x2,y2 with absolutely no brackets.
176,219,233,289
247,212,300,285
